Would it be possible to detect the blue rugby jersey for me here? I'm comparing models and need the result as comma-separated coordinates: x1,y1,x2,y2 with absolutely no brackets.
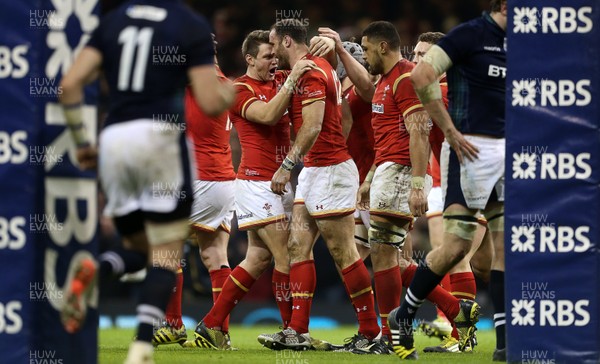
437,12,506,137
86,0,214,126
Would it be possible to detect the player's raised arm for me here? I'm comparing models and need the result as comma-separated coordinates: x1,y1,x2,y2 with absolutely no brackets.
245,59,315,125
411,46,478,162
314,27,375,102
309,36,338,69
341,97,353,139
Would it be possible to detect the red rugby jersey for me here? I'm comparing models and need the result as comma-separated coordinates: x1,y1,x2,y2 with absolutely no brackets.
229,72,291,181
185,66,235,181
371,59,424,167
288,54,351,167
345,85,375,183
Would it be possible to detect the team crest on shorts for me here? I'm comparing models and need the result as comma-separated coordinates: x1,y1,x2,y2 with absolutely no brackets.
263,202,273,216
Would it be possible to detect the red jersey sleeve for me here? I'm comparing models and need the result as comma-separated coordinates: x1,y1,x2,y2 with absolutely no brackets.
297,68,327,106
393,74,424,119
231,82,259,120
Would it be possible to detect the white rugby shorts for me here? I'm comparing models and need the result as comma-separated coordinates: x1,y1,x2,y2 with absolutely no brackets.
295,159,358,218
235,179,293,230
370,161,433,220
190,180,235,233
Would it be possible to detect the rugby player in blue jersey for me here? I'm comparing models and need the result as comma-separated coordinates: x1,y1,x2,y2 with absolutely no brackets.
388,0,507,360
59,1,235,362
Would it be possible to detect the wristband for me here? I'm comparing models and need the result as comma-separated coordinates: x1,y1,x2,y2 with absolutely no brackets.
281,156,296,171
411,176,425,190
63,103,90,147
283,77,296,93
365,170,375,183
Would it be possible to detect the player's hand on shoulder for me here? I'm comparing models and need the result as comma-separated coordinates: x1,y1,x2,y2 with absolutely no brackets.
316,27,343,54
309,33,336,57
290,60,316,81
76,145,98,170
446,129,479,163
270,168,291,196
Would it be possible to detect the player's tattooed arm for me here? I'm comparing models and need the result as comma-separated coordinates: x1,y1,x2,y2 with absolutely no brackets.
315,27,374,102
271,101,325,195
245,60,315,125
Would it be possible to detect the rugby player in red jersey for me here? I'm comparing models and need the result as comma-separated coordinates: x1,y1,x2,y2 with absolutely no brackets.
152,46,237,348
260,20,385,354
190,30,321,350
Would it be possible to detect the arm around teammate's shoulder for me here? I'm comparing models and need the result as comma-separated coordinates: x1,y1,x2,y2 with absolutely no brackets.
245,60,315,126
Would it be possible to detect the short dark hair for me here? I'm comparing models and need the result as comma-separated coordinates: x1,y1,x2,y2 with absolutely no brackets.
362,21,401,50
242,30,270,58
417,32,445,45
490,0,506,12
272,19,308,45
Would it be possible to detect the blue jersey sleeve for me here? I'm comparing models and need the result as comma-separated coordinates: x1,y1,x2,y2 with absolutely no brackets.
437,21,478,64
183,13,214,68
85,17,105,53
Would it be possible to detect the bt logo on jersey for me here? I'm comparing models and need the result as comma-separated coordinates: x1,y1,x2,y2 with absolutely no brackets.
513,7,593,34
488,64,506,78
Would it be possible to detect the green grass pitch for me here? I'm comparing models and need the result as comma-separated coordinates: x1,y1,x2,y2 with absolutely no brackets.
99,325,496,363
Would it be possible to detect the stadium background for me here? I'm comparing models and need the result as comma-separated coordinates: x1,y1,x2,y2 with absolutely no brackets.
1,0,598,362
95,0,497,330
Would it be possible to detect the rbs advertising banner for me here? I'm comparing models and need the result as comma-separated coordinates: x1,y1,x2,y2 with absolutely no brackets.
506,1,599,363
0,1,99,363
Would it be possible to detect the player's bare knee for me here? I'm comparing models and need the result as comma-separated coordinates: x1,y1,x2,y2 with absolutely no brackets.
327,243,351,266
247,249,273,272
200,247,226,271
371,243,398,269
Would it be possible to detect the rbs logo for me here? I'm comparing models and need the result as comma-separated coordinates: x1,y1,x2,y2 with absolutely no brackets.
512,152,592,180
511,225,591,253
512,79,591,107
512,299,590,327
513,7,593,34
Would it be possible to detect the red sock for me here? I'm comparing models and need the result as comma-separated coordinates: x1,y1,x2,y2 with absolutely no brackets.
401,264,417,284
450,272,476,300
342,259,379,340
210,267,232,332
288,260,316,334
402,265,460,322
374,266,401,339
440,274,452,292
437,275,452,319
203,266,255,330
165,267,183,329
272,269,292,328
